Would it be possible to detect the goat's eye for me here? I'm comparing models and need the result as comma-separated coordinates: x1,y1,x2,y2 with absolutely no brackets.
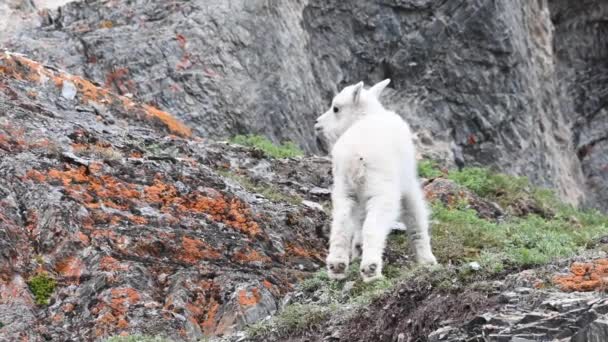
333,106,339,113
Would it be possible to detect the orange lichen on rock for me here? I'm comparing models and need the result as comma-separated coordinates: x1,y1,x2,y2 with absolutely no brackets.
285,243,311,257
232,247,270,264
93,287,141,336
238,288,262,307
0,124,28,153
189,195,261,236
78,232,91,245
0,52,192,137
553,259,608,292
29,164,263,236
94,311,117,337
55,256,85,284
104,67,135,95
130,151,143,158
109,287,141,314
144,179,180,206
44,165,139,215
178,236,221,264
127,215,148,225
48,166,90,186
144,179,262,236
200,301,220,335
142,104,192,138
99,256,129,272
25,169,47,182
171,280,223,336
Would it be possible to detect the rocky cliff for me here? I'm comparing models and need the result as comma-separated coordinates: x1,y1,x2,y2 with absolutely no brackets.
2,0,607,212
1,0,608,341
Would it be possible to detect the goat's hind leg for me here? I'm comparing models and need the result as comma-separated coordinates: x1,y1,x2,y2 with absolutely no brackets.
360,191,400,282
327,189,358,280
350,203,365,261
401,183,437,265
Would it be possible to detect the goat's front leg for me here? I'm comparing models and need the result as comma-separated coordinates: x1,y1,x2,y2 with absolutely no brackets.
327,189,357,280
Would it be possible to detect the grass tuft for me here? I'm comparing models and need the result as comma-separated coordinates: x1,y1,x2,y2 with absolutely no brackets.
247,303,334,339
417,159,443,179
230,134,303,159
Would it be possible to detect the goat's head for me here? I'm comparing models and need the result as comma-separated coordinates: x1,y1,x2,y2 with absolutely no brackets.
314,79,390,153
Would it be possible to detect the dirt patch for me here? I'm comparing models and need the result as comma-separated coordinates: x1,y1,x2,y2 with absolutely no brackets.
337,285,496,341
268,275,499,342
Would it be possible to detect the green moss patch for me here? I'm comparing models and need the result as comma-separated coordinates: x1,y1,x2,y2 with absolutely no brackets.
230,134,303,159
27,272,56,306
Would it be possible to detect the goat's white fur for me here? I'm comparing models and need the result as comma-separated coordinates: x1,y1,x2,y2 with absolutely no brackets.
314,79,437,282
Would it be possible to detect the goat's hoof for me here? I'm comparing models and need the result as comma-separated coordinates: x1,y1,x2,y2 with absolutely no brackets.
417,254,438,265
360,261,382,282
327,259,348,280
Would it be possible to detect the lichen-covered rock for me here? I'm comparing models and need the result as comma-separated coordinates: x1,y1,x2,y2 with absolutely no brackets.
423,178,504,220
553,259,608,292
0,52,331,341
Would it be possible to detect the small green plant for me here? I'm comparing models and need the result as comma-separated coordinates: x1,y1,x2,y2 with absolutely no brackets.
0,321,4,329
417,159,443,179
248,304,334,339
230,134,303,159
447,167,528,199
350,276,396,305
27,272,56,305
445,167,570,216
105,336,173,342
430,201,608,270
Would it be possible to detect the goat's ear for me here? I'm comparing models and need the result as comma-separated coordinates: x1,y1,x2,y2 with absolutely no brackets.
369,79,390,98
352,81,364,104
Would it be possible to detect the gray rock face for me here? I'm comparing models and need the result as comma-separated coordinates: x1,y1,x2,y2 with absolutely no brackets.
572,318,608,342
429,290,608,342
548,0,608,211
304,0,585,206
2,0,606,210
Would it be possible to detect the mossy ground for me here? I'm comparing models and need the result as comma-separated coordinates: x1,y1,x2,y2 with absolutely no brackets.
230,134,303,159
27,272,56,306
417,159,445,179
247,162,608,340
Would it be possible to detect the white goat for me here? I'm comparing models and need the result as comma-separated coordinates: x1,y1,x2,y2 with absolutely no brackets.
314,79,437,282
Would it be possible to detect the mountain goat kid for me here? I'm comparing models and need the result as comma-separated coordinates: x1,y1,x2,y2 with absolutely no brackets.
314,79,437,282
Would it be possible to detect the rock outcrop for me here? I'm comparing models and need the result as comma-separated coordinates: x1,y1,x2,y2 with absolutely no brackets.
0,52,332,341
